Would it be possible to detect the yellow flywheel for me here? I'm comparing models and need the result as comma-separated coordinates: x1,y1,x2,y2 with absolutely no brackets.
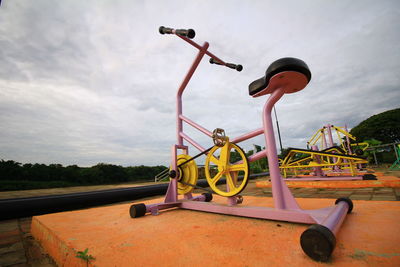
170,154,198,195
205,142,249,197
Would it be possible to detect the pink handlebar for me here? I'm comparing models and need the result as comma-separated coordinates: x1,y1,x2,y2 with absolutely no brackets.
158,26,243,72
209,58,243,72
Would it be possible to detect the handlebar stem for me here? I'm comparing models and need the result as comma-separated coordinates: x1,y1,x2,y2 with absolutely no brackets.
176,41,209,146
176,34,227,66
172,33,238,146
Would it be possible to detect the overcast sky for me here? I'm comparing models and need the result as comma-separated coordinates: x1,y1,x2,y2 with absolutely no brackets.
0,0,399,167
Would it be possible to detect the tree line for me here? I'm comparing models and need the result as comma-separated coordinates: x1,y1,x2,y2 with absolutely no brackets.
0,160,167,191
350,108,399,144
349,108,399,163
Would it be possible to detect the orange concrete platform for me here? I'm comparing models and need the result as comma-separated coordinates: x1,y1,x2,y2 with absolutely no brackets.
31,196,400,266
257,176,400,189
297,172,384,177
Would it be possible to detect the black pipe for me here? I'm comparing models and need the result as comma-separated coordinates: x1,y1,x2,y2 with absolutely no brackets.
0,183,168,220
0,173,269,220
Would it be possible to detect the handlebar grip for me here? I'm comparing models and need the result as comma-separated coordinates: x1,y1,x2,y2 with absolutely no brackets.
209,58,223,65
175,29,196,39
210,58,243,72
159,26,196,39
226,63,243,72
159,26,173,35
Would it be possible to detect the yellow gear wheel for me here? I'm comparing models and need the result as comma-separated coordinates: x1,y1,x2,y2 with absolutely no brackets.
170,154,198,195
205,142,249,197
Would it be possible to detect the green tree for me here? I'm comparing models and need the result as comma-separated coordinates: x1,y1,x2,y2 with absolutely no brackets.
0,159,168,191
278,148,291,160
245,145,268,173
350,108,400,143
0,160,22,180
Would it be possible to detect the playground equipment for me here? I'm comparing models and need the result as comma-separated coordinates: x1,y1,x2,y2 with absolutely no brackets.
389,144,400,170
280,124,369,179
280,147,368,178
307,124,369,156
129,26,354,262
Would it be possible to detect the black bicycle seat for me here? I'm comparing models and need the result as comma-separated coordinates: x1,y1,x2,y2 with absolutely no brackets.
249,57,311,97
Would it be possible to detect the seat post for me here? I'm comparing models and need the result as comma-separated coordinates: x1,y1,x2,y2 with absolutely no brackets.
262,87,300,210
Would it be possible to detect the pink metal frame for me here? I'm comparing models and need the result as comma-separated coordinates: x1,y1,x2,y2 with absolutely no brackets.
144,29,351,250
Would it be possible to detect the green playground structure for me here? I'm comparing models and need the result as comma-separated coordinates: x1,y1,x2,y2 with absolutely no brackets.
389,144,400,170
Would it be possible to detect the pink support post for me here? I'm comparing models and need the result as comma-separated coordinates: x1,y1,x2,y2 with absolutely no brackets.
326,124,335,148
180,115,213,137
326,124,340,171
311,145,325,176
180,132,206,152
321,201,350,235
165,145,178,203
231,128,264,144
322,128,328,150
263,89,300,210
345,124,352,154
248,149,268,163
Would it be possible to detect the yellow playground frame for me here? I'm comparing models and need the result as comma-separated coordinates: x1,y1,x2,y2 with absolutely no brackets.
280,147,368,178
280,124,368,178
307,124,369,156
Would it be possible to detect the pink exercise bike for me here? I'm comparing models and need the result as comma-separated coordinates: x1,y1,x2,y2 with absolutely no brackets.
129,26,354,262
